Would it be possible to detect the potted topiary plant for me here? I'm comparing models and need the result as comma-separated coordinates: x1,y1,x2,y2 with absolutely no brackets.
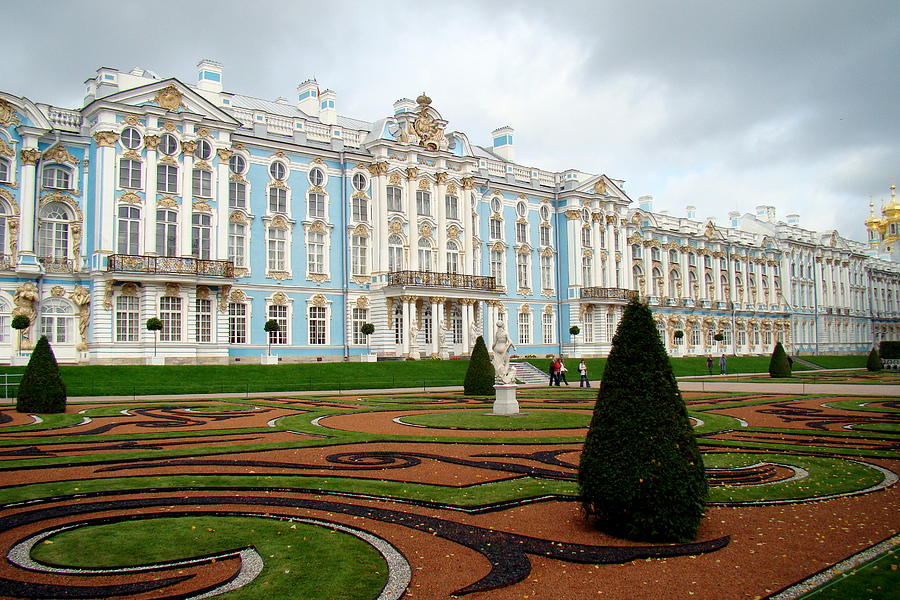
263,319,280,363
569,325,580,357
360,323,376,362
145,317,163,364
713,332,725,343
11,314,30,364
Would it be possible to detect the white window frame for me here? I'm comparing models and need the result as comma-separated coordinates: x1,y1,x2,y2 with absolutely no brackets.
118,157,142,189
267,225,288,273
159,296,183,342
308,304,327,345
351,234,368,276
268,303,289,345
445,194,459,220
351,307,368,345
117,204,141,255
42,164,73,190
156,208,178,256
40,298,73,345
192,212,212,259
228,302,248,344
388,234,404,271
516,252,530,289
387,185,402,212
192,168,212,198
157,164,178,194
195,297,212,343
307,229,326,276
115,295,140,342
518,311,531,345
416,190,432,216
228,221,248,268
542,311,554,344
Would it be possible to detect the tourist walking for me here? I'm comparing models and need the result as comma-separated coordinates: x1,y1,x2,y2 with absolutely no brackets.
579,360,590,387
719,354,727,375
706,355,713,375
558,359,569,385
548,357,560,386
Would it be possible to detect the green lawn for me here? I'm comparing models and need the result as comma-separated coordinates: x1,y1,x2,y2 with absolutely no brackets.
796,548,898,600
399,408,592,430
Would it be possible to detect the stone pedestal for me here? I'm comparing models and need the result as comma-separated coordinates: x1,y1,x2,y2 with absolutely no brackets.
146,356,165,366
361,354,377,362
492,383,519,415
10,354,29,367
260,355,279,365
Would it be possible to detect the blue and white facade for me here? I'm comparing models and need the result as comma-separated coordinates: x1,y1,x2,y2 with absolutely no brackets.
0,60,896,364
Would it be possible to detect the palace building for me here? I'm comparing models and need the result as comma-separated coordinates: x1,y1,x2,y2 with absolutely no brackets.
0,60,897,364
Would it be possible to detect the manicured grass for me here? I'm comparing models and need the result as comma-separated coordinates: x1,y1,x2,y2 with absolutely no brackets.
31,515,388,600
523,355,816,379
798,354,868,370
796,548,898,600
399,409,591,430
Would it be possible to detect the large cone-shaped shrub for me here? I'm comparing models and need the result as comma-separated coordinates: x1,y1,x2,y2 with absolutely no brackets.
768,341,792,378
578,298,707,542
464,336,495,395
866,347,882,372
16,335,67,413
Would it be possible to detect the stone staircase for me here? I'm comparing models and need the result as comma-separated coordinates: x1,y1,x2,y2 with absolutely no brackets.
513,361,550,385
791,356,826,370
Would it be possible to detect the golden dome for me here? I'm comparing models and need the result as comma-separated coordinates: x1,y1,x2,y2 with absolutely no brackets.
865,202,883,229
882,185,900,221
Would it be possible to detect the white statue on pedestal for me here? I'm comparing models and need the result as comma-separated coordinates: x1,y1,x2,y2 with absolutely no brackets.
491,321,516,384
407,322,420,359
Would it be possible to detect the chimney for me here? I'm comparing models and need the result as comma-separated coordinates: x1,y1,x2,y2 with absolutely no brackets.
297,79,320,117
786,214,800,225
196,60,223,93
319,89,336,125
491,126,515,161
729,211,741,227
686,205,697,219
756,204,776,222
393,98,416,114
638,195,653,212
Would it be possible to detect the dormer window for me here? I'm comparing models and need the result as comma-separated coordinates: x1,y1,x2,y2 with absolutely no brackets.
120,127,143,150
42,165,72,189
159,133,178,156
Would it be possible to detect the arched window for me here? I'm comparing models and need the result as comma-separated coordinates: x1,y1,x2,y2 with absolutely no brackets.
669,249,679,263
517,253,530,288
42,165,72,189
669,269,680,298
388,234,404,271
632,264,643,285
0,199,11,259
673,321,685,345
38,202,71,260
40,298,73,344
652,267,663,294
0,295,10,344
451,305,462,343
307,230,324,274
418,238,434,271
582,255,593,286
446,240,460,274
689,271,698,296
651,247,661,261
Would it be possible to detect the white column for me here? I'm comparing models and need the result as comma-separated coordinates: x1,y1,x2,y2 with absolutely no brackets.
461,300,471,351
215,148,231,261
144,138,159,255
431,296,442,356
406,172,418,271
373,165,388,274
95,133,119,253
180,144,195,257
462,185,474,275
401,296,411,356
18,144,40,259
435,174,447,272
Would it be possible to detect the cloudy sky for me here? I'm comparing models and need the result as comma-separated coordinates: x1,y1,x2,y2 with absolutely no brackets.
3,0,897,242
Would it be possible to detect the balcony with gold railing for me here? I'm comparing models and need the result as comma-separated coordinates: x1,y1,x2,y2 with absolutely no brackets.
387,270,496,291
108,255,235,278
581,287,639,301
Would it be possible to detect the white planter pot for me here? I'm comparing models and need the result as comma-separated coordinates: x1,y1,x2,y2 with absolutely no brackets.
361,354,377,362
146,356,165,366
261,355,279,365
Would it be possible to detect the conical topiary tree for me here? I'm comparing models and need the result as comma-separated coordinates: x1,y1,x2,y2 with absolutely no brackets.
16,335,67,414
866,347,882,372
464,335,495,395
578,298,707,542
768,341,791,378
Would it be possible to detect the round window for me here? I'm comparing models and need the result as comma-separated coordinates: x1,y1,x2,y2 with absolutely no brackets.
159,133,178,155
490,197,502,213
352,172,367,191
516,201,527,218
195,139,213,161
269,161,287,181
309,167,325,187
539,205,550,221
120,127,142,150
229,154,246,175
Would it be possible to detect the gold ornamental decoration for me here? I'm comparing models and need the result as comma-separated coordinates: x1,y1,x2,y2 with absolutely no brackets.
310,294,327,307
93,131,119,147
20,148,41,165
153,85,186,112
216,148,233,161
124,115,140,125
593,179,607,195
366,161,388,177
0,138,13,157
405,167,418,180
192,201,212,213
388,172,402,185
272,291,289,306
42,144,78,164
119,192,142,204
0,98,20,126
181,140,197,155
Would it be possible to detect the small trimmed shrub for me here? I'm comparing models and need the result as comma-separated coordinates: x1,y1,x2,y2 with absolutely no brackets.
713,332,724,342
16,335,66,414
11,314,29,331
569,325,580,337
768,341,792,378
579,298,707,542
146,317,162,357
264,319,280,356
464,335,495,395
866,348,882,372
673,330,684,339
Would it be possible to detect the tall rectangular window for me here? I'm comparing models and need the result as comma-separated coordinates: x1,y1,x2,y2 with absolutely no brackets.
308,193,325,219
352,307,368,345
516,222,527,244
541,255,553,290
269,187,287,213
352,197,368,222
228,302,247,344
309,306,326,344
115,296,140,342
542,312,553,344
268,227,286,272
307,231,324,274
490,218,501,240
540,226,551,247
192,169,212,197
195,298,212,342
156,209,177,256
192,213,211,259
490,250,503,285
119,158,142,189
268,304,288,345
117,205,141,255
228,222,246,268
352,235,368,276
160,296,182,342
445,194,458,220
583,310,594,343
518,311,531,345
229,181,247,209
157,164,178,194
516,253,529,289
386,186,402,211
416,190,431,215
